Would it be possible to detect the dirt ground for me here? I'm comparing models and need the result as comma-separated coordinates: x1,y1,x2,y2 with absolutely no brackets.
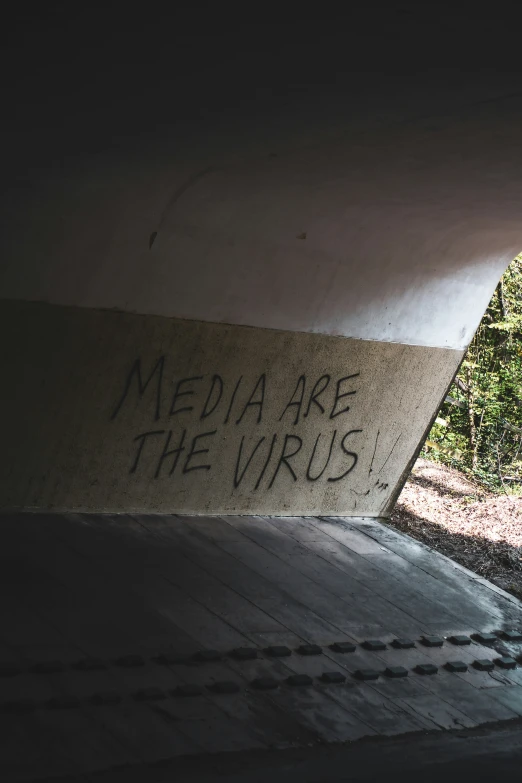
389,458,522,599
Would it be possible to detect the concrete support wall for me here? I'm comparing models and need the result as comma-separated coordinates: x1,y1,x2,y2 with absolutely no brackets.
1,301,461,515
3,59,522,517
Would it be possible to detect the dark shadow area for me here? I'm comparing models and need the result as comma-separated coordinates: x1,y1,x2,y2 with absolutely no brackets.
32,719,522,783
201,724,522,783
2,510,522,781
389,501,522,599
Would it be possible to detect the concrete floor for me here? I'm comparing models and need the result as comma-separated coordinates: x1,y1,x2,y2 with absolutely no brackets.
2,512,522,781
35,721,522,783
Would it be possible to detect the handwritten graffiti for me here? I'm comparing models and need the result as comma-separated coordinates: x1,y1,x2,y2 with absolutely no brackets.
111,356,363,490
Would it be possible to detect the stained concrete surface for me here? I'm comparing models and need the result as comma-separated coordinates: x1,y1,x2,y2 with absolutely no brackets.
3,42,522,353
2,512,522,781
35,722,522,783
0,301,461,516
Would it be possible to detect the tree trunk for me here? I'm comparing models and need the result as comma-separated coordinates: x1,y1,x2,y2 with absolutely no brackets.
466,366,478,469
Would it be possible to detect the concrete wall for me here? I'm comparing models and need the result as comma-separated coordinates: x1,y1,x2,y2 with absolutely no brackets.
0,301,461,515
2,57,522,517
3,108,522,351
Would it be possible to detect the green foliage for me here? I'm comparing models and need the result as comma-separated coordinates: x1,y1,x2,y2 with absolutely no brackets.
422,254,522,492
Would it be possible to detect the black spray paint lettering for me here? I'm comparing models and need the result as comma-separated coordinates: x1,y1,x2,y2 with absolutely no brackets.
236,374,266,425
330,374,360,419
279,375,306,425
200,375,224,419
280,373,357,425
154,429,187,478
111,356,165,422
269,435,303,488
234,436,266,488
111,359,359,427
327,429,363,481
229,428,363,491
306,430,337,481
255,433,277,490
304,375,330,417
183,430,217,473
129,430,165,473
170,376,203,416
224,376,242,424
112,358,365,488
130,428,217,476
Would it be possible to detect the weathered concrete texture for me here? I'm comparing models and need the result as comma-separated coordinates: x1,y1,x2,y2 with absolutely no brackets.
2,511,522,781
0,300,462,515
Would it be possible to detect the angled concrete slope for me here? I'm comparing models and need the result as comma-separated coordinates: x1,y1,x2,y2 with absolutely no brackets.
1,301,461,515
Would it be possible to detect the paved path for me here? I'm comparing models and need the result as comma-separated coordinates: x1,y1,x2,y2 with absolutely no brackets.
2,512,522,781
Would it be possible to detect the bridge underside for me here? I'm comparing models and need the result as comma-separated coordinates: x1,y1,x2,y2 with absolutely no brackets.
3,23,522,520
3,512,522,780
4,11,522,780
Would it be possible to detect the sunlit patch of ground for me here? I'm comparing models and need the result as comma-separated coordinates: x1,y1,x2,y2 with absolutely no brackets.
389,458,522,598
